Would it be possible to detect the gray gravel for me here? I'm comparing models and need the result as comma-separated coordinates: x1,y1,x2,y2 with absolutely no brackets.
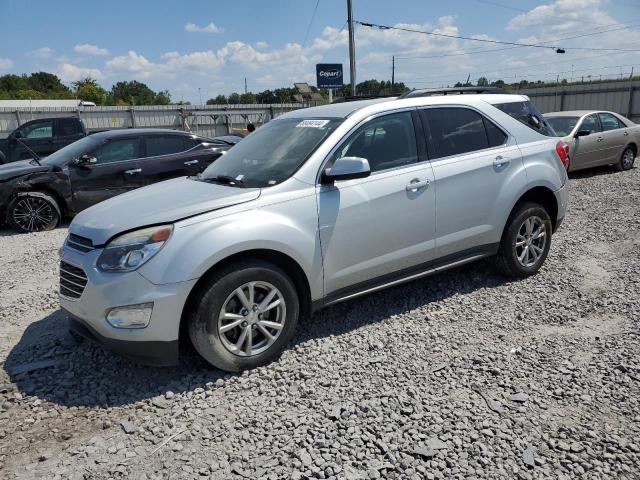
0,165,639,479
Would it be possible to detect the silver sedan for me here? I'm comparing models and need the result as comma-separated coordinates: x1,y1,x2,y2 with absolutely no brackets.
544,110,638,172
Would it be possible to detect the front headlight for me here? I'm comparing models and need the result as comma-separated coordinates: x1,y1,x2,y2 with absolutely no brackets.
97,224,173,272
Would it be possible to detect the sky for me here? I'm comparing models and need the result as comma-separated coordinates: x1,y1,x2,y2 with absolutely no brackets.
0,0,639,103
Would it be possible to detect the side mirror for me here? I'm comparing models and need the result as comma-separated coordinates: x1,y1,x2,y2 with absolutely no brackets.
322,157,371,184
12,131,22,139
75,154,97,166
575,129,591,137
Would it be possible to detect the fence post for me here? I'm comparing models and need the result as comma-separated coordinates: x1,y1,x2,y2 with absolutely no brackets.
627,86,634,119
129,108,136,128
15,110,21,127
559,91,565,111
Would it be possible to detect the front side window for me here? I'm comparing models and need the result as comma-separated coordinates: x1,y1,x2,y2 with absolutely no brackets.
200,117,342,187
580,114,601,133
145,136,187,157
92,138,140,164
331,111,418,172
20,120,53,139
599,113,624,131
493,101,556,137
424,107,494,159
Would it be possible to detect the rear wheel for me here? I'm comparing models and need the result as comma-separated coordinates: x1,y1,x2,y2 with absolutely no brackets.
7,192,60,233
495,202,552,277
188,259,300,372
615,146,635,171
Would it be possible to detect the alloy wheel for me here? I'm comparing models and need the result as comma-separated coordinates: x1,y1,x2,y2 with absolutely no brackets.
622,149,635,169
514,216,547,268
217,281,286,357
12,197,55,232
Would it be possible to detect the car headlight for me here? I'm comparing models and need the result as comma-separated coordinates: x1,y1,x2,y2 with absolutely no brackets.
97,224,173,272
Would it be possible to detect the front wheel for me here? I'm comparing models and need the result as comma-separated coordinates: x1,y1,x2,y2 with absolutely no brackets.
495,202,552,278
7,192,60,233
188,260,300,372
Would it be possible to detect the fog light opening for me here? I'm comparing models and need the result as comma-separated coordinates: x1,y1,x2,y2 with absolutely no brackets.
106,303,153,329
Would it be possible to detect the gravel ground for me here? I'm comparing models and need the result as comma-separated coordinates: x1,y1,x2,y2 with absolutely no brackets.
0,165,639,480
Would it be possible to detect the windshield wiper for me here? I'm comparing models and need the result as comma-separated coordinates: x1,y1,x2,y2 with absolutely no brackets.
200,174,245,187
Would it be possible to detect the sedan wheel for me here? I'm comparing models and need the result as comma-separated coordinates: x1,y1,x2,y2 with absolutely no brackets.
619,147,635,171
7,193,60,233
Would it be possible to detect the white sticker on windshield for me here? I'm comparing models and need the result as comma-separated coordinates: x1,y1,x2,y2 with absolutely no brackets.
296,119,330,128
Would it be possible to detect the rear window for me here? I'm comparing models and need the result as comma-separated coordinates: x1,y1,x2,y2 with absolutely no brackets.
493,101,556,137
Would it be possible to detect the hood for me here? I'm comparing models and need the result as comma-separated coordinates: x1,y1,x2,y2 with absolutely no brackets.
0,160,51,182
70,177,261,245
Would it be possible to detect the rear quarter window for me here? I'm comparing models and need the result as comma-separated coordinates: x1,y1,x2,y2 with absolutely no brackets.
493,101,557,137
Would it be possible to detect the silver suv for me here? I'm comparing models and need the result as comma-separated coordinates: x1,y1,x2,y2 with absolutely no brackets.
59,91,568,371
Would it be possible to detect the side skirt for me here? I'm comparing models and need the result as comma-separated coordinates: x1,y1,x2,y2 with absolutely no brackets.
312,243,498,312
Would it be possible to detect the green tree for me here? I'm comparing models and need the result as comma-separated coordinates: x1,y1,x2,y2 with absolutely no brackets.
108,80,157,105
227,92,241,104
477,76,489,86
73,77,107,105
206,95,228,105
27,72,70,94
154,90,171,105
239,92,256,104
0,74,30,92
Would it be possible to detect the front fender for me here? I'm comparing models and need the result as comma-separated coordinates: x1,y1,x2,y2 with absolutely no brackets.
138,193,324,300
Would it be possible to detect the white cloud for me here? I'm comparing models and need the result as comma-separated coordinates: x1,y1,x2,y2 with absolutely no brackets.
106,50,155,77
185,22,224,34
56,63,103,81
29,47,53,58
0,58,12,69
74,44,109,56
255,41,269,50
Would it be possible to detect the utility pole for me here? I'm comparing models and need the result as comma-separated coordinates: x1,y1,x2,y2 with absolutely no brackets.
347,0,356,96
198,87,202,105
244,78,247,94
392,55,395,88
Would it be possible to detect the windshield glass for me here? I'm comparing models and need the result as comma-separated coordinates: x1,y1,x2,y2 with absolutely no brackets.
200,117,342,187
41,136,99,167
545,116,579,137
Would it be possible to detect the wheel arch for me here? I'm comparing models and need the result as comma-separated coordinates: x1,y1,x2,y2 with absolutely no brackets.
624,142,637,155
179,248,313,345
508,185,559,232
10,185,68,218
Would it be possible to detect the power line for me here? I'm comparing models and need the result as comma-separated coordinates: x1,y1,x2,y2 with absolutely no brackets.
357,20,640,53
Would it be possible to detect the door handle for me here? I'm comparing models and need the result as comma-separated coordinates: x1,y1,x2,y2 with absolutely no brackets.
184,159,199,165
624,131,629,136
124,168,142,175
493,155,511,168
597,137,604,142
406,178,430,191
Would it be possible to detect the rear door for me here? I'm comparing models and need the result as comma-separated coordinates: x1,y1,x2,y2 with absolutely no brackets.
67,136,143,212
572,114,605,169
420,106,520,258
53,118,85,151
140,135,216,185
597,112,627,164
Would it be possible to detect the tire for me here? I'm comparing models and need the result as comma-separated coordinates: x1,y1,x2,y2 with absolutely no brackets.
7,191,61,233
614,146,635,171
495,202,553,278
188,259,300,372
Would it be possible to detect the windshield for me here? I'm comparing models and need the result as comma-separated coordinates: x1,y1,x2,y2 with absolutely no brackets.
41,136,99,167
545,116,579,137
200,117,342,187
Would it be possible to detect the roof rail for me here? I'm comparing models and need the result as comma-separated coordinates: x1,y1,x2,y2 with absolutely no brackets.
331,94,399,104
399,87,508,99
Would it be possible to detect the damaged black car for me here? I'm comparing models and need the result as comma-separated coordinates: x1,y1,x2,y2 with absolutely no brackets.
0,129,235,233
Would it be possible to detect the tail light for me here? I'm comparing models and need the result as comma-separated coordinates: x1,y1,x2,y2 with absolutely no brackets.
555,140,570,169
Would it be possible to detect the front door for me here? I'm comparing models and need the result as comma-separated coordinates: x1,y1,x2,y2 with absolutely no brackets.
420,106,522,258
318,110,437,299
572,114,605,169
67,136,144,212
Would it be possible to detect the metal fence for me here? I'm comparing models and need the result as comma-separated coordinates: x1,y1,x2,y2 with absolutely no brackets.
0,103,306,139
515,80,640,122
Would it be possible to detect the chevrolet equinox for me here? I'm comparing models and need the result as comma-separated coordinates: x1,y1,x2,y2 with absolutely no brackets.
59,91,569,371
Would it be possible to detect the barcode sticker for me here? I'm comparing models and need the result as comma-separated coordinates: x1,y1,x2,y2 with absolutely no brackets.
296,119,330,128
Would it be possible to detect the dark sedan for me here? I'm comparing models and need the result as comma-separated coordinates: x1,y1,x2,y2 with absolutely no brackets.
0,129,235,232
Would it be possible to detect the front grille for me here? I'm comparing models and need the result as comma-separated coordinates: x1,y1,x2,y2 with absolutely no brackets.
59,261,88,299
66,233,94,253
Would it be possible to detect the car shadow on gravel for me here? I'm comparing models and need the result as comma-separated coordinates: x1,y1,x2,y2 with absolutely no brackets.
568,165,631,179
4,259,511,408
0,222,69,237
